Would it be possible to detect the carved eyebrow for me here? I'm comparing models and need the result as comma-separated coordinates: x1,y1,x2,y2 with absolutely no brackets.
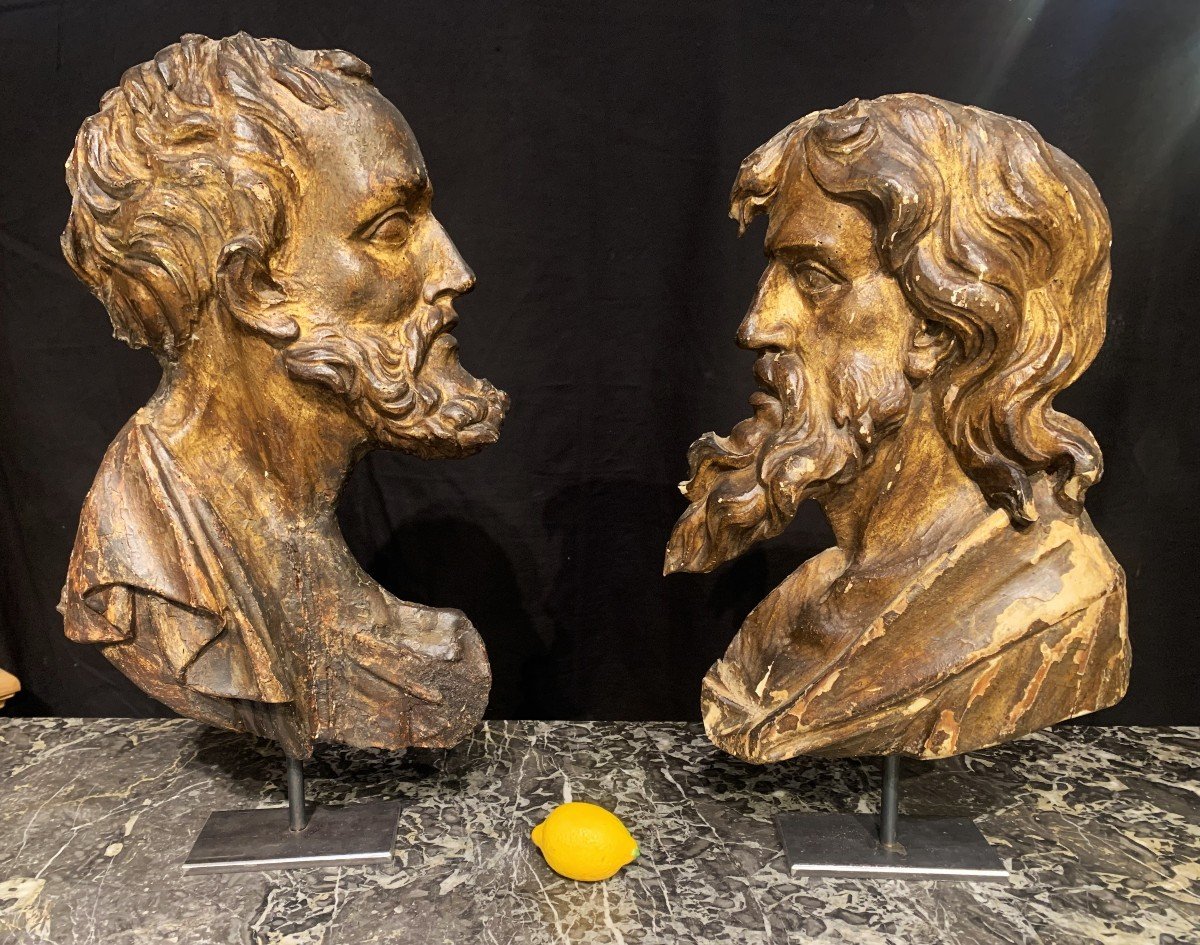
768,241,837,267
386,169,430,197
354,171,431,233
367,167,430,206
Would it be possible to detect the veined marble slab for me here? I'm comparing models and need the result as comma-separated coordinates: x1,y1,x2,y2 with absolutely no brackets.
0,719,1196,944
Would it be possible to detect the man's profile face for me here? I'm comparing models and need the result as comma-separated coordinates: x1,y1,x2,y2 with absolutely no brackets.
745,163,916,396
665,159,921,573
268,84,508,458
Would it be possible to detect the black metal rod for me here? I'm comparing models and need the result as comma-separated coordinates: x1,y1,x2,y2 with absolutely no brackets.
879,755,901,850
286,755,310,832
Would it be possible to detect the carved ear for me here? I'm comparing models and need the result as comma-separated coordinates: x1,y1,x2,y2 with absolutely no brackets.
906,318,954,381
215,239,300,344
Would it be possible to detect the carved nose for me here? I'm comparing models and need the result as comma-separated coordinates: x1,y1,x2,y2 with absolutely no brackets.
442,255,476,297
424,218,476,303
737,309,789,351
737,265,791,350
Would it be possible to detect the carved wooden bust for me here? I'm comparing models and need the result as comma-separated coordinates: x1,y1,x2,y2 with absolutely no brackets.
666,94,1129,762
58,34,508,758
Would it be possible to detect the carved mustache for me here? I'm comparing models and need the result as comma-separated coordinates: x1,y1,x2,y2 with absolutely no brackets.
411,303,460,377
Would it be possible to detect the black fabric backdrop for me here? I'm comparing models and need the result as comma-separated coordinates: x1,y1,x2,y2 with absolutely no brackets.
1,0,1197,725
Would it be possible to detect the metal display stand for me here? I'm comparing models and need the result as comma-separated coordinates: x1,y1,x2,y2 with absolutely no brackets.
182,756,399,874
775,756,1009,882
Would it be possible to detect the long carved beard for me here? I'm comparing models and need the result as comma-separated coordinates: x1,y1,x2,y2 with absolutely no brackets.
282,308,508,460
664,350,911,574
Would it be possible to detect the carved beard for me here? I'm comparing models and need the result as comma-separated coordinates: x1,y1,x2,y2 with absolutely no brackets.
664,350,912,574
282,307,509,460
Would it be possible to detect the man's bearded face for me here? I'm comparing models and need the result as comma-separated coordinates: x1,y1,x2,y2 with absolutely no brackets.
664,347,911,573
665,162,922,574
266,87,507,459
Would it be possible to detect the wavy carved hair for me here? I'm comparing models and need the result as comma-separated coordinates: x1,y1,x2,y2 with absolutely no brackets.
732,94,1112,525
62,33,372,359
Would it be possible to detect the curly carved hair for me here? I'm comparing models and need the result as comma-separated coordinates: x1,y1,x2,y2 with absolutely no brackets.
62,33,372,359
731,93,1112,525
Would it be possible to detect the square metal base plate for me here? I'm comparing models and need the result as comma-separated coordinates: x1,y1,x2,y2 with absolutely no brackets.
776,812,1009,882
182,801,399,874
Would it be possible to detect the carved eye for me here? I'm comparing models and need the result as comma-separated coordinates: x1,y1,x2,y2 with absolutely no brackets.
794,262,840,295
363,208,413,244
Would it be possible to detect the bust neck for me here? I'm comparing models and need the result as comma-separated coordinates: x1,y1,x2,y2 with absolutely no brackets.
818,388,995,576
145,320,368,523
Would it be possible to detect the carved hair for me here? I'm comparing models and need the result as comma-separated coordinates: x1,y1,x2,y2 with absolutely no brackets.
62,33,372,359
731,94,1111,525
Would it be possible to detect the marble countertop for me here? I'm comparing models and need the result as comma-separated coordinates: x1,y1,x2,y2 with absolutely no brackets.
0,719,1196,944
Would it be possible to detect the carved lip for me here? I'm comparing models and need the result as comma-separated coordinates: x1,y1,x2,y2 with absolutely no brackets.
428,331,461,357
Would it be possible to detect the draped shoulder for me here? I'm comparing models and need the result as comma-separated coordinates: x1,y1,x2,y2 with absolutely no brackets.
60,418,296,705
703,499,1130,761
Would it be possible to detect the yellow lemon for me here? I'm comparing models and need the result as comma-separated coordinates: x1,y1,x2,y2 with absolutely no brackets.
530,802,640,882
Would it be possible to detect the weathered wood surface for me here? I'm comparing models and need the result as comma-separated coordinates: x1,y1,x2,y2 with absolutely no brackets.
58,33,508,757
666,94,1129,762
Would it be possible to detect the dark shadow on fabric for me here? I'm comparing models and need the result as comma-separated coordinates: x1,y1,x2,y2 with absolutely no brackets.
343,500,549,721
538,478,833,721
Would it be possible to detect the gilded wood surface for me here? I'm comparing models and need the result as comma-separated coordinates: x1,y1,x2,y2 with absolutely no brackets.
666,94,1130,762
58,34,508,757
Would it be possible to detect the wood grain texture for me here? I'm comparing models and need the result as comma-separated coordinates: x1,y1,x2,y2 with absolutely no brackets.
57,34,508,758
666,94,1129,762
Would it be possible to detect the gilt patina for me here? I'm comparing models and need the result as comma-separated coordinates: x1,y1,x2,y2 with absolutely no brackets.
59,34,508,758
666,95,1129,762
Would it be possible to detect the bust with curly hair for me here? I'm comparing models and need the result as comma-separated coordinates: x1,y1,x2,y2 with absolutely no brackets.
59,34,508,758
666,94,1129,762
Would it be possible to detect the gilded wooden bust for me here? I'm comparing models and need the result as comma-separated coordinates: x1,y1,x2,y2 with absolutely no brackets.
666,94,1129,762
58,34,508,758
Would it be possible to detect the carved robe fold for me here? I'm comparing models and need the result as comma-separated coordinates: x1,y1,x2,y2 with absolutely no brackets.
701,484,1130,762
60,417,489,757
